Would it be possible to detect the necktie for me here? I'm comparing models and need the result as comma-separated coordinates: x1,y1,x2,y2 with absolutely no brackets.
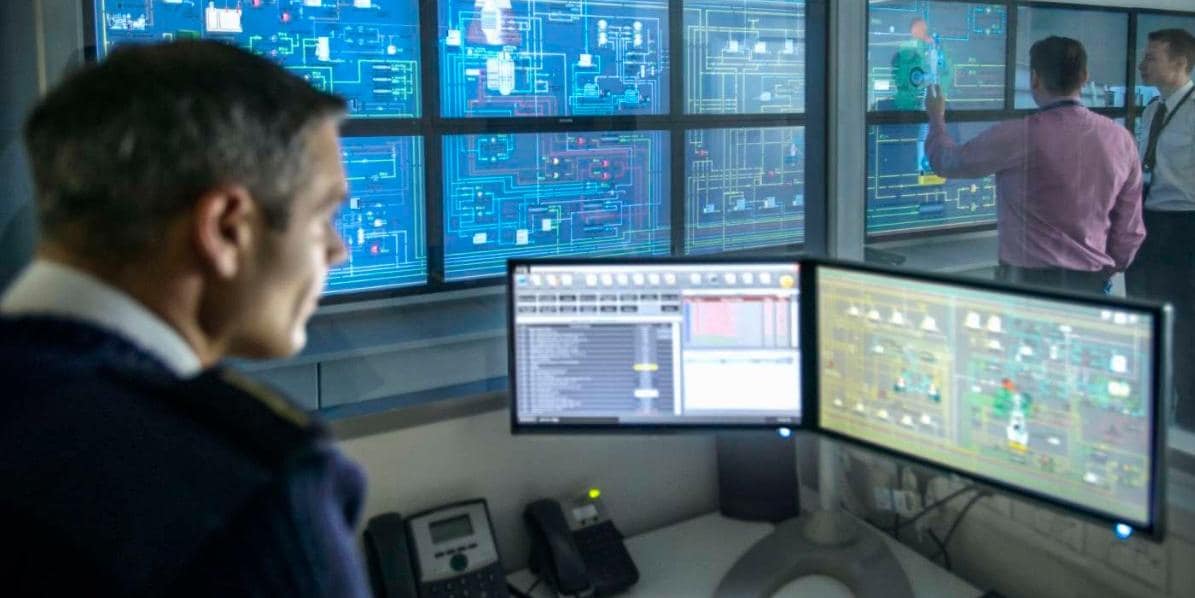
1144,100,1169,173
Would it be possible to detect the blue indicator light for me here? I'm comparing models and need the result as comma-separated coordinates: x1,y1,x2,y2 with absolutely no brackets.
1114,523,1133,539
777,427,793,439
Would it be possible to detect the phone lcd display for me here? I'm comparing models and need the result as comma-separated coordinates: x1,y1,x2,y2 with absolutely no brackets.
429,514,474,544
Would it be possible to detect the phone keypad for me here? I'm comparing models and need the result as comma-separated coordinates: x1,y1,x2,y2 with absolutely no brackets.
420,562,509,598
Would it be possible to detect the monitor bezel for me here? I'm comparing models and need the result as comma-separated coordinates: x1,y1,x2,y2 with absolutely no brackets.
803,258,1171,540
507,255,809,434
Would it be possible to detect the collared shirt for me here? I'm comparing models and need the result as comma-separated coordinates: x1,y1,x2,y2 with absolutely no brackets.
926,101,1145,272
1139,79,1195,212
1,259,201,376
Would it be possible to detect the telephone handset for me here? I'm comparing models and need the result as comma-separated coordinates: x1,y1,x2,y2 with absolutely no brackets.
364,512,419,598
523,494,638,597
364,499,510,598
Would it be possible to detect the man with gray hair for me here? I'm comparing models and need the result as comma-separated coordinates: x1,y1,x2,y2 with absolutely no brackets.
0,40,368,596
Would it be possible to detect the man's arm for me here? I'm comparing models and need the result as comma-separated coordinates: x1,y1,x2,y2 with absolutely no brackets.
924,84,1025,179
171,447,372,597
1107,136,1146,271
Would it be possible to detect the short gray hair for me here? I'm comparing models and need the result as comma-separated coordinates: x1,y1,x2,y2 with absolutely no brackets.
24,40,346,259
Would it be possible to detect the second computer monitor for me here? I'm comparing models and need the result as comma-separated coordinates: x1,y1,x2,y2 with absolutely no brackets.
814,263,1167,535
509,259,802,430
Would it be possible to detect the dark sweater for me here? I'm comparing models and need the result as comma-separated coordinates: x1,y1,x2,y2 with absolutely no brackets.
0,315,370,597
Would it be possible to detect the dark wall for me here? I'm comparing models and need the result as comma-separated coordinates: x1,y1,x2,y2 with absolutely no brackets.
0,1,39,291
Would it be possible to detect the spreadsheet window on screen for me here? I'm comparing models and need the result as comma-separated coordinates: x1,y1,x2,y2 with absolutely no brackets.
511,263,802,427
816,266,1157,527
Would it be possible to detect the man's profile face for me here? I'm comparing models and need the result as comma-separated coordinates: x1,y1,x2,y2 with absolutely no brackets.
234,119,348,358
1139,40,1187,88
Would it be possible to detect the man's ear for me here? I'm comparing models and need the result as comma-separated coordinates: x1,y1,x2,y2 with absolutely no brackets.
1029,69,1040,92
193,186,256,279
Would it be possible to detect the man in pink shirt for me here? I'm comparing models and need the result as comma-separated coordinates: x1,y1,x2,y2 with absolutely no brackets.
925,36,1144,295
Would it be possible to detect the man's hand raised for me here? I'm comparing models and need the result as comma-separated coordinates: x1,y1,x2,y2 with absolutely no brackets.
925,84,946,121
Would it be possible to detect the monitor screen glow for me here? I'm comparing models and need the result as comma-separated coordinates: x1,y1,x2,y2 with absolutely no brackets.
816,265,1161,529
510,261,802,428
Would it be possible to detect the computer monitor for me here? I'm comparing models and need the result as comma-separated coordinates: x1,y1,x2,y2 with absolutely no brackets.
811,261,1169,536
508,259,802,430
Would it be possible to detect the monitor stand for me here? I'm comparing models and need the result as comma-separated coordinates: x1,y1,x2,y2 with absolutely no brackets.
714,510,914,598
713,434,914,598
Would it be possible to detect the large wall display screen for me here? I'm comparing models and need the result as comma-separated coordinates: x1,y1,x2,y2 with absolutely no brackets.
683,0,806,115
866,121,997,236
443,130,671,281
1013,7,1127,109
868,0,1007,112
685,127,805,254
94,0,422,118
438,0,670,117
326,136,428,295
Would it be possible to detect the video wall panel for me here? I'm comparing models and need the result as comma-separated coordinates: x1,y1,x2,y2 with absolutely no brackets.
442,130,672,281
685,126,806,254
1014,6,1127,109
95,0,422,118
866,121,996,236
326,136,428,295
863,2,1194,240
437,0,670,117
88,0,814,297
683,0,806,115
868,0,1007,112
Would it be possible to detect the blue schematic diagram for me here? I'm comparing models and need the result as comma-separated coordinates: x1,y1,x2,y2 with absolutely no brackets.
94,0,421,118
683,0,806,114
325,136,427,295
866,122,996,236
685,127,805,254
442,130,671,281
438,0,670,117
868,0,1006,111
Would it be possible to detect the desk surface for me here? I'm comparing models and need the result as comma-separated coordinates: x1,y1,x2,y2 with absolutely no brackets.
507,511,981,597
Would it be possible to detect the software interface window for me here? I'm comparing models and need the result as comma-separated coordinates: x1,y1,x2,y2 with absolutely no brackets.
817,267,1156,526
511,263,801,426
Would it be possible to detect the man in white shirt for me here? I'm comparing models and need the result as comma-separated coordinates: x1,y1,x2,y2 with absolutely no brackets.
1127,28,1195,429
